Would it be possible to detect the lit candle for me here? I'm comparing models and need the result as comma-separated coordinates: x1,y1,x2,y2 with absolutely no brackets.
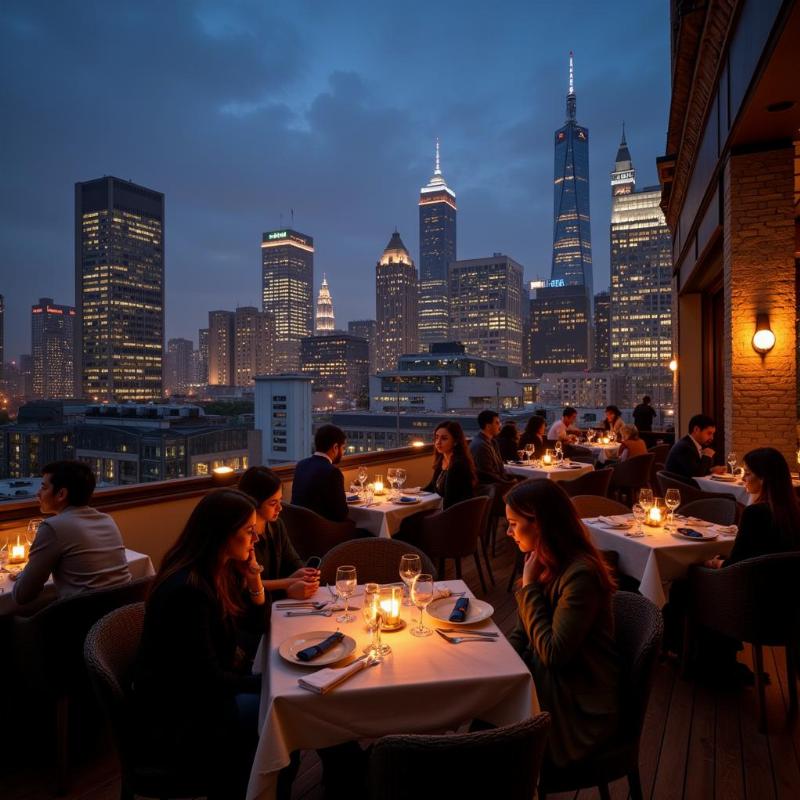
373,475,385,495
9,535,27,564
646,506,663,526
380,597,400,626
542,453,552,466
601,436,609,445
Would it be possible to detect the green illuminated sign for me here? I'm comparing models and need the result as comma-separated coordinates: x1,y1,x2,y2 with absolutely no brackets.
268,231,288,240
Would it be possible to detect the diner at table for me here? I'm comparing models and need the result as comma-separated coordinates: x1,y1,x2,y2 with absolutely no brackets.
547,406,580,443
495,420,521,463
664,413,727,481
601,405,625,438
469,409,513,484
518,414,548,458
617,424,648,462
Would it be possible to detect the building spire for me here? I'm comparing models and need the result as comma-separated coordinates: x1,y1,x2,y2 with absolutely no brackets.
315,275,335,333
434,138,441,175
566,50,577,121
621,121,626,145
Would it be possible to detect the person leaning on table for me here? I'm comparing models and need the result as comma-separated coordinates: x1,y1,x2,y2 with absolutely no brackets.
132,489,267,800
505,479,620,768
238,465,320,600
617,424,647,462
547,406,579,444
664,413,727,481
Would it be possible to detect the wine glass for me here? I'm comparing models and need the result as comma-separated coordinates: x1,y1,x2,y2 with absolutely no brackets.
637,488,654,513
632,504,646,536
387,468,398,500
554,441,563,458
335,565,357,623
664,488,681,529
364,485,374,507
525,443,534,462
349,482,360,502
727,452,737,475
517,449,526,463
395,468,407,496
410,573,435,637
399,553,422,606
26,518,44,546
362,583,388,659
357,465,368,491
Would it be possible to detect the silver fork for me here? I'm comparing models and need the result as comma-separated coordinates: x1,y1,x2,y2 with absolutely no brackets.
437,628,499,638
275,601,330,609
435,630,497,644
285,609,334,617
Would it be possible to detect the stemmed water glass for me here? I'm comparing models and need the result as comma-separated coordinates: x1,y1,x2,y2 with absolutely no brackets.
524,443,534,462
410,573,435,637
362,583,389,659
664,488,681,529
399,553,422,606
727,452,737,475
632,504,646,536
387,468,398,500
554,441,563,463
357,465,368,493
395,468,407,497
26,518,44,546
637,488,654,515
335,565,357,623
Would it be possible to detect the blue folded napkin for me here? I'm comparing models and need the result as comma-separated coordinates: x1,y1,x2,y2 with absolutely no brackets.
399,496,417,503
347,495,360,502
449,597,470,623
296,631,344,662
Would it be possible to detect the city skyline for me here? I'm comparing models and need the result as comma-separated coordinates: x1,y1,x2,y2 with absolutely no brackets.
0,1,671,361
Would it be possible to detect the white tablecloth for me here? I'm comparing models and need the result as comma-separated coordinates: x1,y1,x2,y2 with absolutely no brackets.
347,492,443,537
505,462,594,482
586,444,620,464
693,476,750,504
583,518,735,607
246,580,537,800
0,547,155,615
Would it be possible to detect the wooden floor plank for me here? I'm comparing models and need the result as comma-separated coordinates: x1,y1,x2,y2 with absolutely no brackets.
638,659,677,800
648,670,693,800
714,684,746,800
763,649,800,800
684,682,715,800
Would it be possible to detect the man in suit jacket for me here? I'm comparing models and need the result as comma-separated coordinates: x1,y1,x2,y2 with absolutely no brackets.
664,413,727,481
13,460,132,607
291,424,350,522
469,410,511,485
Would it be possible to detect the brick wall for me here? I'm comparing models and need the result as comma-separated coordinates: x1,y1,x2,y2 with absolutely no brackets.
723,146,797,464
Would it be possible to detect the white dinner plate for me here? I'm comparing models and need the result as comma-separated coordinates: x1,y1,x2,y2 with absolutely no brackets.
396,496,420,504
676,516,713,528
710,474,738,483
672,530,719,542
278,630,357,667
426,597,494,626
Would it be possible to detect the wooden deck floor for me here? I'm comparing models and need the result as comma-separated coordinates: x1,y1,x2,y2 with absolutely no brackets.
4,529,800,799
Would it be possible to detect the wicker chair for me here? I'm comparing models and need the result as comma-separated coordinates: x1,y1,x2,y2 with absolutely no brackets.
564,443,595,465
84,603,211,799
684,553,800,733
368,713,552,800
319,538,436,585
655,469,699,491
571,495,631,518
560,468,613,499
416,496,492,595
656,472,742,520
280,502,358,561
678,498,737,526
609,453,656,506
11,577,152,794
648,443,671,464
539,592,664,800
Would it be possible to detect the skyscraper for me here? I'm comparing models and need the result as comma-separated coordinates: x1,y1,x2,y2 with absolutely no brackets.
165,337,194,396
208,310,234,386
449,255,524,366
610,128,673,405
31,298,77,399
197,328,209,385
0,293,4,381
315,275,335,334
348,319,377,374
552,52,592,289
529,283,591,374
234,306,275,386
261,228,314,371
593,290,611,370
418,140,456,349
75,176,164,401
375,231,419,371
300,332,369,410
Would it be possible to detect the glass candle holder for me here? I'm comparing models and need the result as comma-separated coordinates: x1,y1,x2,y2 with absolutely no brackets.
645,499,665,527
373,475,385,495
542,450,553,466
8,535,28,564
379,586,402,629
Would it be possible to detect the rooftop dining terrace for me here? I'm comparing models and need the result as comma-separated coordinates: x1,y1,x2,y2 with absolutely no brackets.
2,443,799,800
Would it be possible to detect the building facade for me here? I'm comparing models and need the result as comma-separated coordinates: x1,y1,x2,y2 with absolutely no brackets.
234,306,275,387
261,229,314,371
208,310,235,386
529,282,592,374
75,177,164,401
164,337,194,396
31,298,77,399
300,332,369,410
593,290,611,370
254,375,313,465
197,328,209,385
375,232,419,371
418,140,457,349
348,319,377,374
610,130,673,408
315,275,335,334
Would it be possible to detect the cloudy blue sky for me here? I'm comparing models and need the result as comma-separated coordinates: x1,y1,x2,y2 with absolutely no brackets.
0,0,671,361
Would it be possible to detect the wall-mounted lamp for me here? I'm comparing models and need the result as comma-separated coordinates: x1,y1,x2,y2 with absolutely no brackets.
669,358,678,372
752,313,776,354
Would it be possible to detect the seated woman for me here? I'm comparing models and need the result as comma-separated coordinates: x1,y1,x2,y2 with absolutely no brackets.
424,420,477,508
133,489,267,799
238,466,320,600
617,424,647,461
505,479,619,768
704,447,800,569
496,421,520,462
519,415,547,458
602,405,625,437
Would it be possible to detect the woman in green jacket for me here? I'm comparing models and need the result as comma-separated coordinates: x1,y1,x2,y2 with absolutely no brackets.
506,479,620,767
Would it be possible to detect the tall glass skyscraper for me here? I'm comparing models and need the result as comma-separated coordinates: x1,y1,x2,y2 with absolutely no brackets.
31,298,77,399
261,229,314,371
75,177,164,401
552,52,592,289
418,140,456,349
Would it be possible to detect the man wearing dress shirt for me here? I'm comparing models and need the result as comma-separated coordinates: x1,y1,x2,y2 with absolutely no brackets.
291,424,351,522
664,413,727,482
12,460,131,607
548,406,579,443
469,409,511,485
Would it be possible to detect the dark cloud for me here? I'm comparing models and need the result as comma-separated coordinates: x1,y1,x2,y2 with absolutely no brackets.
0,0,670,360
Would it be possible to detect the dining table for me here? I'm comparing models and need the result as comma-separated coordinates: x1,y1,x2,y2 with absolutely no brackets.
505,461,594,482
0,546,155,615
582,515,736,607
584,443,620,464
693,475,751,504
346,491,443,537
246,579,537,800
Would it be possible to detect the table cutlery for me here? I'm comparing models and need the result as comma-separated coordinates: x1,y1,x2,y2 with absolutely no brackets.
435,630,497,644
275,601,330,609
437,628,499,637
285,609,334,617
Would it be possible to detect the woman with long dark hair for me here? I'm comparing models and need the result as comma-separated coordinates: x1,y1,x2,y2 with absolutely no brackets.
704,447,800,569
239,466,319,599
602,405,624,436
496,421,520,462
424,420,477,508
505,479,619,768
134,489,266,799
519,415,547,458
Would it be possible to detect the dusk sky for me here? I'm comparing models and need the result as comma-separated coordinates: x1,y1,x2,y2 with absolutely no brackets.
1,0,671,361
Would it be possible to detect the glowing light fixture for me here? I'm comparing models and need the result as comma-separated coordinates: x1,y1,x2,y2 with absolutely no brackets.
752,314,775,354
211,465,236,486
669,358,678,372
